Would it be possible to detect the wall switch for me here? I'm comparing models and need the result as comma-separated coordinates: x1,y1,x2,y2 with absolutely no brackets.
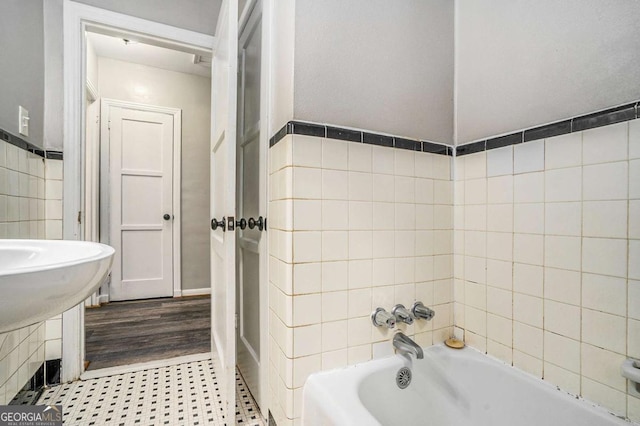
18,106,29,137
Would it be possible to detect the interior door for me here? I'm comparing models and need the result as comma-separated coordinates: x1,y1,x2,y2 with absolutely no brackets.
108,104,175,301
210,0,239,423
236,0,263,410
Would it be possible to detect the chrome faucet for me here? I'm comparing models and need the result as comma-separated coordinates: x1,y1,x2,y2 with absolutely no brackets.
392,304,414,325
411,301,435,321
371,307,396,329
393,332,424,359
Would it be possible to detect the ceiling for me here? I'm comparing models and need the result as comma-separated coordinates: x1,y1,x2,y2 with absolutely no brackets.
87,32,211,78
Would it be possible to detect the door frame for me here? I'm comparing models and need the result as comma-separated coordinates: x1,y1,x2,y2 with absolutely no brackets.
62,0,215,382
100,98,182,300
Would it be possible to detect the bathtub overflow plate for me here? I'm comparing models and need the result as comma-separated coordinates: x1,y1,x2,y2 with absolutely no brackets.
396,367,412,389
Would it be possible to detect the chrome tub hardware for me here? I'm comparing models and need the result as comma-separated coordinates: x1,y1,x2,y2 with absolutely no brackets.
396,366,412,389
392,304,414,325
393,332,424,359
411,301,435,321
371,307,396,329
621,358,640,387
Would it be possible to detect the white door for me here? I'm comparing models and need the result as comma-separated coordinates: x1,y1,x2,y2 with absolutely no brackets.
236,0,264,411
108,103,175,301
210,0,239,423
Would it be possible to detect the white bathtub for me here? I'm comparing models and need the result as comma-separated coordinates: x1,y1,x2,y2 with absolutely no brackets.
303,344,630,426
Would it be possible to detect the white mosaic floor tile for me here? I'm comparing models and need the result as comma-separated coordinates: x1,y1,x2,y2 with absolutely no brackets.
37,358,265,426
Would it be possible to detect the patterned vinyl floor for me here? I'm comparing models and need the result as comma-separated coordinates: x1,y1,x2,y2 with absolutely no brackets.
37,359,265,426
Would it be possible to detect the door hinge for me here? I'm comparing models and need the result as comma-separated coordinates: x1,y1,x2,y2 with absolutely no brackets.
235,313,238,329
108,120,111,130
77,211,82,224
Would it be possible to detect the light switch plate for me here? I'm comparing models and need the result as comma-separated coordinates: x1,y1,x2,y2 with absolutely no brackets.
19,106,29,137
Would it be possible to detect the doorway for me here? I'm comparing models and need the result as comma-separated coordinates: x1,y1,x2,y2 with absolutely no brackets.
63,1,270,422
82,29,212,369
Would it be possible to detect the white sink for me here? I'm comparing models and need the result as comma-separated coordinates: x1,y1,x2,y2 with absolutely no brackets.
0,239,115,333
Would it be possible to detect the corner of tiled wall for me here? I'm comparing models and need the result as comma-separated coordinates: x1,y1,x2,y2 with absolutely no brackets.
44,157,64,362
268,133,454,425
0,140,47,404
455,118,640,422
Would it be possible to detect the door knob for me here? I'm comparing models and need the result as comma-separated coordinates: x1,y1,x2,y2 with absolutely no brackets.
163,214,171,221
236,218,247,230
211,217,226,231
248,216,264,231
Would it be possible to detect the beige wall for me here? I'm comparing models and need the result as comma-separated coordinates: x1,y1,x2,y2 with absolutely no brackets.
0,0,45,148
455,0,640,144
268,135,454,425
454,119,640,421
98,57,211,292
292,0,454,144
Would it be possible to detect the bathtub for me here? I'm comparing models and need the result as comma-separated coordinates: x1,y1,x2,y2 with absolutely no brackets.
302,344,629,426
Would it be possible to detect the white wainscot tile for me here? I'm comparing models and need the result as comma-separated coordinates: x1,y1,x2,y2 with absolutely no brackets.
583,162,628,201
582,121,628,165
348,143,372,173
581,308,626,354
486,146,513,177
544,202,581,236
582,200,627,238
545,132,581,170
487,175,513,204
322,139,348,170
582,273,626,316
514,140,544,174
545,167,581,202
514,172,544,203
582,237,627,278
544,267,580,305
292,135,322,168
513,293,543,328
513,203,544,234
322,169,349,200
544,235,581,271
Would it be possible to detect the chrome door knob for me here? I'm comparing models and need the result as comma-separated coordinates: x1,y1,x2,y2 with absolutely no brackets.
211,217,226,231
248,216,264,231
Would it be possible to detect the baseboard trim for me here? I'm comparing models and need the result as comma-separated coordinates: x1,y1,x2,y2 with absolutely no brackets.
179,288,211,297
80,352,212,381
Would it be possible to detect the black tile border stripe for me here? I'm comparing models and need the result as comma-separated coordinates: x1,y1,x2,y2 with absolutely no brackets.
269,120,453,156
457,100,639,156
0,127,63,160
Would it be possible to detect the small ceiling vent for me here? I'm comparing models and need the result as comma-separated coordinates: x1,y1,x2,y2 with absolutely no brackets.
193,54,212,68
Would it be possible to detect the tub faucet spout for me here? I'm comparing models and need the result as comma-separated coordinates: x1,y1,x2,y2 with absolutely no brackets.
393,332,424,359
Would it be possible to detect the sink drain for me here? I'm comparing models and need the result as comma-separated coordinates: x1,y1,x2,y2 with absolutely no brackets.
396,367,412,389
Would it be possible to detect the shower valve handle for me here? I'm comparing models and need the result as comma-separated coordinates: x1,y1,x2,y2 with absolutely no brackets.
412,301,435,321
371,307,396,329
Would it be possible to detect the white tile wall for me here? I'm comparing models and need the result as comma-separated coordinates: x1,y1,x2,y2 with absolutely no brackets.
0,141,62,404
455,118,640,422
269,134,453,425
0,140,52,404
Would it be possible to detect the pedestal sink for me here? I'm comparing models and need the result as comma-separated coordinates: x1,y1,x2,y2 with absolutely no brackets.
0,239,115,333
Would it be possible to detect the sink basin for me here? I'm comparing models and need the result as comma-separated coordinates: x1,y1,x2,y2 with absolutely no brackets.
0,239,115,333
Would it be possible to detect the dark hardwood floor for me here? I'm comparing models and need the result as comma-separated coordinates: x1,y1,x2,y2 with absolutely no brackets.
85,296,211,370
